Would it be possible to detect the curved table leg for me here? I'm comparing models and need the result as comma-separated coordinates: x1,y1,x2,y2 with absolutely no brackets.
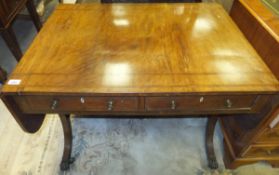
59,114,75,171
206,117,218,169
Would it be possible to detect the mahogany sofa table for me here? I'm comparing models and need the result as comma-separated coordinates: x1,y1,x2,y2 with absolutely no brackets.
1,3,279,171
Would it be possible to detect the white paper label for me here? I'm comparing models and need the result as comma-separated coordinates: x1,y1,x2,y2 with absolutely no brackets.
7,79,21,85
269,114,279,129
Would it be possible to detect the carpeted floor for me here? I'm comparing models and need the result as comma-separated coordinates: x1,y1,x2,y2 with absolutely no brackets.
1,0,279,175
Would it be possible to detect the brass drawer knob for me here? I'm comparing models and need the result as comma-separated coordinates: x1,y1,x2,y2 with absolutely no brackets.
51,99,59,110
171,100,176,110
108,100,114,111
200,96,204,103
80,97,85,104
226,99,232,108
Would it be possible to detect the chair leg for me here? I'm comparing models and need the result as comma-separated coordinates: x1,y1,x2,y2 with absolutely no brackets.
1,26,22,61
26,0,42,31
0,67,7,84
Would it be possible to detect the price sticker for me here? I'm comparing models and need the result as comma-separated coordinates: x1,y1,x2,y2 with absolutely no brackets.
7,79,21,85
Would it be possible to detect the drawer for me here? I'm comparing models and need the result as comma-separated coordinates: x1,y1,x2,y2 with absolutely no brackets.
15,96,138,113
82,97,138,112
242,145,279,158
145,95,257,112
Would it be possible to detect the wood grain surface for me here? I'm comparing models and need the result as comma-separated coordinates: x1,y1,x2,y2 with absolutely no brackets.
2,3,279,94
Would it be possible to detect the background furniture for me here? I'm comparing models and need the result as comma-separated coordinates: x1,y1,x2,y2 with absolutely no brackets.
0,0,42,61
221,0,279,168
0,0,42,83
230,0,278,80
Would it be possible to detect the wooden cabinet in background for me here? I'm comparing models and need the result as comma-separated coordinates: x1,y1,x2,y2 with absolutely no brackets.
221,0,279,168
221,107,279,168
230,0,279,80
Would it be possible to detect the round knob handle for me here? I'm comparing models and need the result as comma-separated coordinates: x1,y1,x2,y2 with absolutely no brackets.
226,99,232,108
171,100,176,110
51,99,59,110
107,100,113,111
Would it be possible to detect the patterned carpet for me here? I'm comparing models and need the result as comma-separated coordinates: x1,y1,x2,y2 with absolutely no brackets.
1,0,279,175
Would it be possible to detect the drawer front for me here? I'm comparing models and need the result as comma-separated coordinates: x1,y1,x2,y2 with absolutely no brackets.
243,145,279,158
145,95,257,112
82,97,138,112
16,96,138,112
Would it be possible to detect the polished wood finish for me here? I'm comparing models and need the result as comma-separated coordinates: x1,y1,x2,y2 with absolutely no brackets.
1,4,279,170
2,4,278,94
15,96,139,113
0,0,42,60
230,0,279,79
145,95,259,112
13,95,271,117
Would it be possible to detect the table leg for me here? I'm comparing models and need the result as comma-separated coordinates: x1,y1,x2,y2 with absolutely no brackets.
59,114,75,171
26,0,42,31
206,117,218,169
1,26,22,61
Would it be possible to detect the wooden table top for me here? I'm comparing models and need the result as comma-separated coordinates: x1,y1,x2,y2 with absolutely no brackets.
2,3,279,95
239,0,279,42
